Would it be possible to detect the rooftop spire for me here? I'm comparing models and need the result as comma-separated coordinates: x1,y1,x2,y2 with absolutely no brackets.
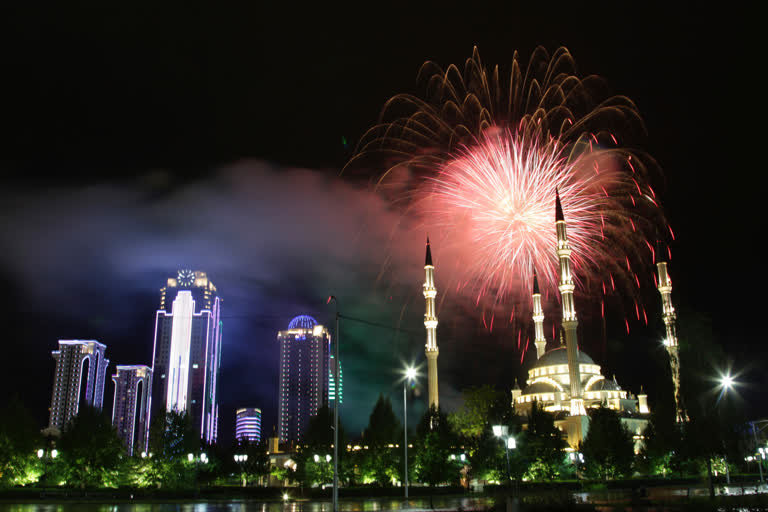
555,188,564,222
655,238,668,264
532,269,540,295
425,236,433,267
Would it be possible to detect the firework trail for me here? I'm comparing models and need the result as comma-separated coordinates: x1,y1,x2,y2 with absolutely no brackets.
347,47,667,344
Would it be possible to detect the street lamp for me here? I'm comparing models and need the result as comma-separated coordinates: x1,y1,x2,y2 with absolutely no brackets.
234,454,248,486
492,425,514,489
403,365,417,499
327,295,340,512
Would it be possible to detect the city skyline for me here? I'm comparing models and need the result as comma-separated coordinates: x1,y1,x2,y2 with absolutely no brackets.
0,5,761,445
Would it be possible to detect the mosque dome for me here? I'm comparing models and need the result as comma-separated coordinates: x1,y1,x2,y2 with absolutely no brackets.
288,315,318,330
530,347,595,370
586,378,621,392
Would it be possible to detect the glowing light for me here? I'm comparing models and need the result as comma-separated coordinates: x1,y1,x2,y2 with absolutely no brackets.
348,47,664,333
721,374,734,389
167,292,194,413
288,315,318,330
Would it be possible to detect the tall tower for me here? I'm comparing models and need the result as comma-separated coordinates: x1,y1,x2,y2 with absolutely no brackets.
532,270,547,359
277,315,331,445
555,191,585,416
423,237,439,410
655,241,687,422
111,365,152,456
151,270,222,444
49,340,109,431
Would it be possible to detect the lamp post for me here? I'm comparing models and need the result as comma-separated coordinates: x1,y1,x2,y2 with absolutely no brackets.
403,366,417,499
492,425,515,490
718,374,734,486
328,295,340,512
234,454,248,486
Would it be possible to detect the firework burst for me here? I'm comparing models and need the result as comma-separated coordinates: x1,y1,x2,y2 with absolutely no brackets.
348,47,667,333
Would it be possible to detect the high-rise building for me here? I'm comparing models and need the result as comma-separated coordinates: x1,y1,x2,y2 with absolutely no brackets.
48,340,109,431
328,354,343,406
277,315,330,445
112,365,153,455
235,407,262,443
150,270,222,444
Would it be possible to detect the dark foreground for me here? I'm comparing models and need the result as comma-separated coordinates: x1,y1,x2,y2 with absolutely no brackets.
2,482,768,511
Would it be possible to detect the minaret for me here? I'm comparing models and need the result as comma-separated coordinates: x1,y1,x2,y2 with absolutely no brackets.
532,270,547,359
423,237,439,410
655,240,688,422
555,190,586,416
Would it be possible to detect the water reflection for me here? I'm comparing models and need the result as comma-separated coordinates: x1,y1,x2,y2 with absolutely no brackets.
0,496,492,512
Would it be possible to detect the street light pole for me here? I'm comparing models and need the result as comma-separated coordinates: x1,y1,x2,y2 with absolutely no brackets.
404,379,408,499
328,296,340,512
403,366,416,500
492,425,512,490
752,422,765,484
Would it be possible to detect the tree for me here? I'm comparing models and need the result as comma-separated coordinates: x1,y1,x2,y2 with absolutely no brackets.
638,409,681,477
57,406,125,488
0,396,41,487
581,407,635,479
448,385,514,484
139,411,199,489
296,405,348,487
359,395,402,486
520,402,565,481
414,406,457,494
235,440,271,486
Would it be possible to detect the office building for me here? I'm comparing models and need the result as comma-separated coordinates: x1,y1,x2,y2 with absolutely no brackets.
235,407,262,443
48,340,109,431
277,315,330,445
112,365,152,455
151,269,222,444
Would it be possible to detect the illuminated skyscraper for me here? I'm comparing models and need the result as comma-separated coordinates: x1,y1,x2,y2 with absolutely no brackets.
112,365,153,456
277,315,330,445
48,340,109,431
235,407,262,443
151,270,222,444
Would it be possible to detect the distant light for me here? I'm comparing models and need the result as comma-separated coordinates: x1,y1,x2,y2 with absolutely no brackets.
508,438,516,450
37,449,44,458
283,493,290,501
51,449,58,459
187,453,194,462
325,454,331,462
405,366,417,381
314,454,320,462
721,374,734,389
460,453,466,462
492,425,508,438
141,451,147,459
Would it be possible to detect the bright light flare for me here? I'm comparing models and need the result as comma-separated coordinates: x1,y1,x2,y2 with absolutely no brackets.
419,128,651,304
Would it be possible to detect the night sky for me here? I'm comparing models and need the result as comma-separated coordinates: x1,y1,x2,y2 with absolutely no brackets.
1,4,761,445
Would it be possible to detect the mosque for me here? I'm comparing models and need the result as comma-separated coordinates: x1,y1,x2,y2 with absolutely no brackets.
511,191,655,450
422,190,684,451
